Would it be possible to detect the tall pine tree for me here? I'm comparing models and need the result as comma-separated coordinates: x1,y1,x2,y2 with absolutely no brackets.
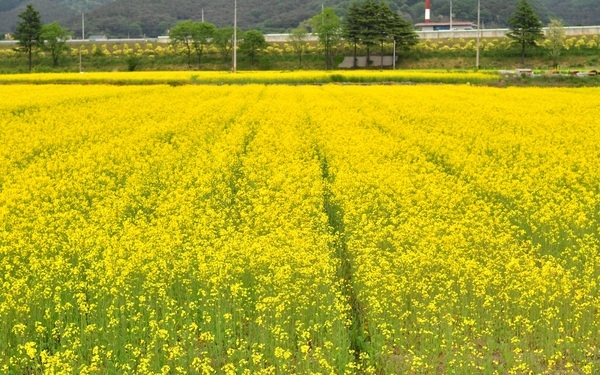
507,0,544,65
15,4,42,72
358,0,380,67
341,0,417,69
342,1,363,69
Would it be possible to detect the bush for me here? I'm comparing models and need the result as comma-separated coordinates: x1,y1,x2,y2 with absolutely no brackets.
126,55,139,71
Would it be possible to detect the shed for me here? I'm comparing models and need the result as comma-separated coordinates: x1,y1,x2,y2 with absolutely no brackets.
88,35,108,42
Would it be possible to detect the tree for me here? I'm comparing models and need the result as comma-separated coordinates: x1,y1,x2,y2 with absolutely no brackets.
214,27,239,66
310,7,342,70
507,0,544,65
170,20,195,67
40,22,72,67
374,2,398,69
388,7,419,63
356,0,380,68
170,21,216,68
288,25,308,68
545,19,566,69
239,30,267,67
190,22,216,66
342,1,417,70
342,1,363,69
14,4,42,72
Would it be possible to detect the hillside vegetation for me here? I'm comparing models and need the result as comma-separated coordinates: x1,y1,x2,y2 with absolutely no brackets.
1,0,600,37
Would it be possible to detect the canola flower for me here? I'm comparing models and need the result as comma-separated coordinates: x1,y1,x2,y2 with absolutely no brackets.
0,70,499,85
0,83,599,374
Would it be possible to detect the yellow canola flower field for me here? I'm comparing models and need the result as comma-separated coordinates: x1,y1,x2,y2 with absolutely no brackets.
0,83,599,374
0,69,498,85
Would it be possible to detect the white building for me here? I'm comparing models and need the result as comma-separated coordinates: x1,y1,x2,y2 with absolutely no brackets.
414,22,475,32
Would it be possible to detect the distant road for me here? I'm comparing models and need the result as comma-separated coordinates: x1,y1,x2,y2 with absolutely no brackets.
0,38,158,45
415,25,600,40
265,26,600,42
1,26,599,45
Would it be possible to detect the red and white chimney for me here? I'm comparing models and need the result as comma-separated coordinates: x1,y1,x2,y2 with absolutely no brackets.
425,0,431,23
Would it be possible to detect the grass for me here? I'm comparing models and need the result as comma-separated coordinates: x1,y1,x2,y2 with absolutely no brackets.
497,75,600,87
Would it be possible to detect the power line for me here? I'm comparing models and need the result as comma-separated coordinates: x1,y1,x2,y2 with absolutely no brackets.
529,0,558,21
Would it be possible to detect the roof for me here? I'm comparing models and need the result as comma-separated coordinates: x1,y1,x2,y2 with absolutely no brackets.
414,22,475,27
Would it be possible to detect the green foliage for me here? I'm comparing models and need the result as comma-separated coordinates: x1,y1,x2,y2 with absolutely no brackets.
1,33,599,74
545,19,566,68
341,1,416,69
169,20,196,67
239,30,267,67
361,0,381,66
507,0,544,64
40,22,72,67
14,4,42,72
342,1,362,68
190,22,217,66
126,54,140,71
174,21,216,67
3,0,600,38
375,2,417,68
213,27,239,66
311,8,342,70
170,21,217,67
289,26,309,68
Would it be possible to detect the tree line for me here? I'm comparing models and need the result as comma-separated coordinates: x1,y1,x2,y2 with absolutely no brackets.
13,5,72,72
167,0,419,71
343,0,418,69
306,0,419,70
168,21,268,68
10,0,566,72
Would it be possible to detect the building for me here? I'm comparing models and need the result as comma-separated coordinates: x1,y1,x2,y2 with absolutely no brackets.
414,22,475,32
88,35,108,42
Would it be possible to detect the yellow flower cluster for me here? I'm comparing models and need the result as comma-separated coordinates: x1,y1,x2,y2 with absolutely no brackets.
304,85,600,373
417,35,600,52
0,69,498,85
1,83,599,374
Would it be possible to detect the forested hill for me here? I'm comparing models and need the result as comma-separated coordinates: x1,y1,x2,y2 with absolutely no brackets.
0,0,114,34
2,0,600,37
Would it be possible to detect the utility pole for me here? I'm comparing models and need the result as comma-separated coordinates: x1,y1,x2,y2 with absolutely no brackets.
233,0,237,73
475,0,480,70
82,12,85,40
202,8,204,22
449,0,453,31
393,39,396,70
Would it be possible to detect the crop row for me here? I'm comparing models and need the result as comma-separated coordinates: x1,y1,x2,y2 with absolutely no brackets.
1,84,599,374
0,70,499,85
